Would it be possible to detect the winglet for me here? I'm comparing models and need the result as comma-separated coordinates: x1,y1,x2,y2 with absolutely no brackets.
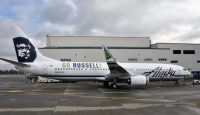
101,45,129,75
102,45,117,63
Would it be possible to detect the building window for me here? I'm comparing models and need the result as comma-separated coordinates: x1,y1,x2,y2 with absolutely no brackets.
183,50,195,54
144,58,152,61
128,58,138,62
60,58,71,61
197,60,200,63
173,50,181,54
171,60,178,63
158,58,167,61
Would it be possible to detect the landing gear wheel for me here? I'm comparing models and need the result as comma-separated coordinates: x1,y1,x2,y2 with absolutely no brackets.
127,78,131,85
103,82,109,88
111,83,117,89
175,80,180,85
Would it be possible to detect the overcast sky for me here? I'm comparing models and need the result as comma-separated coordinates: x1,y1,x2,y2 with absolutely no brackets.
0,0,200,63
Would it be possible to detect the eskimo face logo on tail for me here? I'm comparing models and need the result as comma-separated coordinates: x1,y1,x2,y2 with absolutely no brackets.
13,37,37,62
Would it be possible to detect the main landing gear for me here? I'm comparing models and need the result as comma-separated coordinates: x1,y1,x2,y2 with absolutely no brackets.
175,80,180,85
26,76,38,83
111,83,118,89
103,82,118,89
103,82,109,88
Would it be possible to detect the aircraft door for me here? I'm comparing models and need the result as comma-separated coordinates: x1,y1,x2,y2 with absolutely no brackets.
43,65,48,75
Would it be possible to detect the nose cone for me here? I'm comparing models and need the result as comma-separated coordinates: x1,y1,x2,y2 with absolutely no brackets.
186,70,193,78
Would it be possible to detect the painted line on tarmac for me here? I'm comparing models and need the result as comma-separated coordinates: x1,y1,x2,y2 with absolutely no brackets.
80,95,110,99
0,108,52,112
135,98,176,103
63,93,89,95
55,103,160,112
9,98,17,101
0,103,160,112
8,90,24,93
111,97,130,99
63,89,89,96
184,105,200,114
103,92,129,94
0,90,24,93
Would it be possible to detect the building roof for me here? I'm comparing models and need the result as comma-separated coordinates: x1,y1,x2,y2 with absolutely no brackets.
46,36,151,48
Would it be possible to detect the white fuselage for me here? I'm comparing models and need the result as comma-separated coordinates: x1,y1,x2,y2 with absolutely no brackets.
17,61,191,81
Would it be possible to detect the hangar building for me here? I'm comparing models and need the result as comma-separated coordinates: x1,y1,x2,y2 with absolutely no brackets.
39,36,200,78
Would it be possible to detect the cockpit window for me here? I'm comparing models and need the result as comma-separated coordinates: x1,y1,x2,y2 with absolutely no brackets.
183,68,187,71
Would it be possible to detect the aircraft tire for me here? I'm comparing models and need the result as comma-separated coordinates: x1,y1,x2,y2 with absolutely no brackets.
103,82,109,88
111,83,117,89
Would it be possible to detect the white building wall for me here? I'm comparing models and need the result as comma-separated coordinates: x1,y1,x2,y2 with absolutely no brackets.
152,43,200,71
39,48,170,63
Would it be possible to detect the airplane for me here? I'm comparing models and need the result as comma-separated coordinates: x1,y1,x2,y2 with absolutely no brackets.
0,31,192,89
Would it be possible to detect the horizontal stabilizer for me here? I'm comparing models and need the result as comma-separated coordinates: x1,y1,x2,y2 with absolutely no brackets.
0,58,29,67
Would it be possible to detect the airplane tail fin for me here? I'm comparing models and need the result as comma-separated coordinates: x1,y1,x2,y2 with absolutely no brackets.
0,26,58,66
13,36,50,63
11,25,56,63
13,37,36,62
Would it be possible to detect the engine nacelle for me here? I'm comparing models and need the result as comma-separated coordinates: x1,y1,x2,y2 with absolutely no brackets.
128,75,149,86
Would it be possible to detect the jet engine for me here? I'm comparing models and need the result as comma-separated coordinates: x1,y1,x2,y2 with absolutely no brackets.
127,75,149,86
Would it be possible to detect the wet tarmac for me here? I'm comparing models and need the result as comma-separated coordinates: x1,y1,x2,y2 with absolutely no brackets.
0,75,200,115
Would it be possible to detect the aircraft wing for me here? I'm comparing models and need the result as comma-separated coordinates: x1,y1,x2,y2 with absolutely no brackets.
0,58,29,67
102,45,130,77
